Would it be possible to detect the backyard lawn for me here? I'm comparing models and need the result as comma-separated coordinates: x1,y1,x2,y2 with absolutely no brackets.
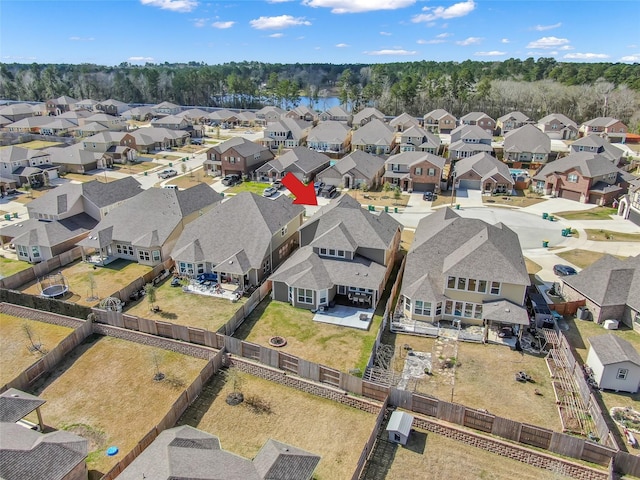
165,170,216,189
554,207,617,221
383,333,561,431
233,298,383,373
125,276,246,331
0,314,73,386
27,334,207,477
110,161,157,174
19,259,151,307
372,426,575,480
0,256,31,277
176,370,376,480
0,140,62,150
226,181,272,195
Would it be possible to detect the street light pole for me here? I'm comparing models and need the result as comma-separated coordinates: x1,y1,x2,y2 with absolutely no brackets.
450,165,457,207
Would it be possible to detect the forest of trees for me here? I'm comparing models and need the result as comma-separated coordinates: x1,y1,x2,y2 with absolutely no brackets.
1,58,639,131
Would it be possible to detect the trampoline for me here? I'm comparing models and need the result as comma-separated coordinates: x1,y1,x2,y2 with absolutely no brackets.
39,273,69,298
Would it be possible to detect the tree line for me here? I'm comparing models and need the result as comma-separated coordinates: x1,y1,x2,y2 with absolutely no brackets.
1,58,639,130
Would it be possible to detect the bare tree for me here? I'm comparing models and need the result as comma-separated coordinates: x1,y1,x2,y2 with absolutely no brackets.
22,323,47,355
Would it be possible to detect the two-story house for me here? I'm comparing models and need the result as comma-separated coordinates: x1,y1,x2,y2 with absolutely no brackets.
533,151,630,205
459,112,496,135
352,107,385,127
351,119,395,155
95,99,130,116
0,146,58,187
78,184,222,266
319,105,351,123
45,95,77,116
0,103,38,122
570,134,625,167
579,117,627,144
389,112,420,133
306,121,351,155
256,147,331,183
270,195,402,311
423,109,456,134
150,114,193,131
43,143,110,173
502,124,551,166
617,178,640,226
255,106,285,126
448,125,493,159
496,111,530,135
453,152,514,194
536,113,578,140
286,105,317,123
153,101,182,116
177,108,210,124
394,207,530,338
73,98,98,112
2,177,142,263
80,113,126,131
204,136,274,177
383,151,447,193
171,192,304,287
315,150,386,190
208,109,240,127
261,118,312,151
121,106,155,121
399,126,440,154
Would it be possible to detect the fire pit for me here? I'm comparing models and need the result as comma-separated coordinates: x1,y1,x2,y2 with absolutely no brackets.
269,336,287,347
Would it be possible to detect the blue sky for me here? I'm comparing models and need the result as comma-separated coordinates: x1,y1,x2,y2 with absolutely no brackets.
2,0,639,65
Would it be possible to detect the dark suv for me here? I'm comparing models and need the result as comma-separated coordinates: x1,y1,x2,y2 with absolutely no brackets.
221,174,241,186
320,184,337,198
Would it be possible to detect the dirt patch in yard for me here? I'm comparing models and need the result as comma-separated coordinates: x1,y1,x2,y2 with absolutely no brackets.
347,189,409,207
556,249,627,269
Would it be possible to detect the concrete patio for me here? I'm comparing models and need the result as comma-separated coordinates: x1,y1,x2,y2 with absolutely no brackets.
312,305,374,330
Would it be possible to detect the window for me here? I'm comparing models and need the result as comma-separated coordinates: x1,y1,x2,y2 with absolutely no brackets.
427,168,436,176
281,225,288,236
464,303,473,318
454,302,463,316
116,244,134,256
320,248,327,255
447,276,456,289
478,280,487,293
435,302,442,316
179,262,194,275
468,278,476,291
297,289,313,304
197,263,205,274
457,277,466,290
319,290,327,304
567,174,578,183
414,301,431,316
415,167,422,175
617,368,628,380
445,301,453,315
152,250,161,262
474,304,483,319
490,281,501,295
138,250,150,262
263,259,270,273
404,296,411,311
329,249,336,256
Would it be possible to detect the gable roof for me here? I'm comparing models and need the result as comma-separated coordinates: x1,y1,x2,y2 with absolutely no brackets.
389,112,420,128
317,150,385,181
351,119,394,146
460,111,494,123
537,113,577,128
454,152,513,184
43,143,104,166
306,121,351,144
589,334,640,367
385,151,446,170
582,117,624,128
497,111,530,123
503,124,551,154
563,254,640,310
0,146,49,163
2,214,97,247
324,105,350,118
258,147,331,175
533,152,620,181
0,103,37,116
172,192,303,271
300,194,401,251
401,208,528,300
424,109,454,121
450,124,492,142
265,117,311,140
571,134,624,162
253,438,320,480
0,423,88,480
352,107,385,125
0,389,45,423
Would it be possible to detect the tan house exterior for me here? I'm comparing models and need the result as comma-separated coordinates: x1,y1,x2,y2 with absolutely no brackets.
579,117,627,144
423,109,456,134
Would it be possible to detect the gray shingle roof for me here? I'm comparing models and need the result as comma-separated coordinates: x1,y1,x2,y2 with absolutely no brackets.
211,136,270,158
588,334,640,366
352,107,385,125
351,119,394,147
0,389,45,423
389,112,420,128
172,192,303,271
460,111,494,123
253,438,320,480
306,121,351,144
401,208,528,301
257,147,331,175
0,423,88,480
424,109,455,121
316,151,385,183
533,152,621,181
537,113,577,128
385,151,446,170
300,194,401,252
483,299,530,325
571,134,624,163
0,146,49,163
497,111,530,123
563,254,640,309
583,117,623,128
454,152,513,185
503,124,551,154
2,214,97,248
450,124,492,142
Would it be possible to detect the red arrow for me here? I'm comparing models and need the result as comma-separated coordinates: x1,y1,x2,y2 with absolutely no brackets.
280,172,318,206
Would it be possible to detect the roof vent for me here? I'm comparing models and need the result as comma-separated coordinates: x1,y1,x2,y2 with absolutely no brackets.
505,308,510,313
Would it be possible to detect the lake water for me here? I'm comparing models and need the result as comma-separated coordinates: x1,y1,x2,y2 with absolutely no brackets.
298,96,342,111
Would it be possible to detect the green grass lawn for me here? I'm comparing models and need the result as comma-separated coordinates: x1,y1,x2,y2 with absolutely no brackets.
554,207,617,220
226,181,271,195
584,229,640,242
0,256,31,277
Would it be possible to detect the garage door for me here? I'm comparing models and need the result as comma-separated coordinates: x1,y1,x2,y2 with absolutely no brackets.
413,182,435,192
629,209,640,227
458,179,481,190
559,189,581,201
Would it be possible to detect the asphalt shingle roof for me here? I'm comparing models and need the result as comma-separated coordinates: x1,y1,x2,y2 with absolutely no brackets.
454,152,513,185
503,124,551,154
0,389,45,423
533,152,621,181
351,119,394,147
316,150,385,183
588,334,640,367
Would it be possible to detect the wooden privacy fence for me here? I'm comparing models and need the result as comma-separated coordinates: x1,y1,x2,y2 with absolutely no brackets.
549,299,586,316
0,246,82,290
216,281,272,336
100,351,224,480
108,258,175,302
351,396,389,480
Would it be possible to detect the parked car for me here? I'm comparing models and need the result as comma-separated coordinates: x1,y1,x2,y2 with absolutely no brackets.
221,174,241,186
190,138,203,145
314,181,325,195
553,264,577,276
272,180,284,190
423,191,437,201
158,169,177,179
263,186,278,197
320,184,337,198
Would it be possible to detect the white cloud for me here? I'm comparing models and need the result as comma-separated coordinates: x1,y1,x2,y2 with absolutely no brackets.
212,21,234,29
412,0,475,23
501,38,509,44
563,52,609,60
128,56,155,63
192,18,208,27
436,33,452,38
69,36,94,41
456,37,482,46
526,36,570,49
475,51,506,56
364,49,417,55
532,22,562,31
250,15,311,29
140,0,197,13
418,39,445,44
380,31,392,36
2,55,37,61
621,54,640,62
559,45,573,51
335,43,350,48
302,0,415,14
269,33,284,38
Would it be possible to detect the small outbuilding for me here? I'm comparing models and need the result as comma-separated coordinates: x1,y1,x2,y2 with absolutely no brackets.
586,334,640,393
386,411,414,445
